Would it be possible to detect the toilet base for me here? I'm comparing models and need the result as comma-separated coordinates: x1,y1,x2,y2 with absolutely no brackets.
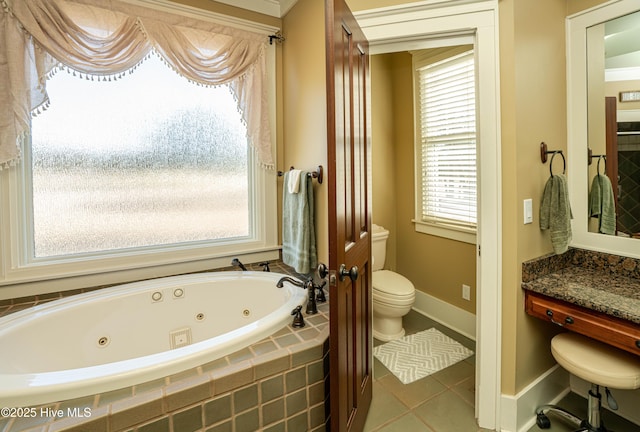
373,316,406,342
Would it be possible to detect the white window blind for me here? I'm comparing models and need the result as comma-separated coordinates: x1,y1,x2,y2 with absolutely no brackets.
417,50,477,230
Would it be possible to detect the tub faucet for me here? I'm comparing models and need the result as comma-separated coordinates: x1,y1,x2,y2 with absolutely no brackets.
276,276,304,289
260,261,271,272
304,278,318,315
276,276,317,315
231,258,247,271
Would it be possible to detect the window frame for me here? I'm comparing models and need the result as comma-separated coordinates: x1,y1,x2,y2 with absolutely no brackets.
412,45,478,245
0,2,280,291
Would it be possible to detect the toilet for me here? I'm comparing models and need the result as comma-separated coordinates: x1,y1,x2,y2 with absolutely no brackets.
371,224,416,341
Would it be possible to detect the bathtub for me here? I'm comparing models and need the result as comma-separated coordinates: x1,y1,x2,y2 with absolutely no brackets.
0,271,307,408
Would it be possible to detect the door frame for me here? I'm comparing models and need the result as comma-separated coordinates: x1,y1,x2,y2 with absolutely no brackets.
354,1,502,429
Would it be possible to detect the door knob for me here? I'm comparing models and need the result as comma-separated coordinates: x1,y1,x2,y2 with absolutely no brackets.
339,264,358,282
317,263,329,279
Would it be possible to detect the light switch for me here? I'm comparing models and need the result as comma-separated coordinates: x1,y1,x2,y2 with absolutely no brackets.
524,199,533,224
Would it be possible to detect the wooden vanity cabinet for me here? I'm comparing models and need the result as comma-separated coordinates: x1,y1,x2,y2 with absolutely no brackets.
525,290,640,357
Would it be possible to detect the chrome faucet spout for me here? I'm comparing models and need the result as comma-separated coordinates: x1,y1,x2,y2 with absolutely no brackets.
276,276,304,288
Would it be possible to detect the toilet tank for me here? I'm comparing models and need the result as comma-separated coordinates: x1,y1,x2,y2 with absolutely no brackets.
371,224,389,271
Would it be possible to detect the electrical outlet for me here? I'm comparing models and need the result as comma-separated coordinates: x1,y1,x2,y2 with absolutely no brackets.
462,284,471,301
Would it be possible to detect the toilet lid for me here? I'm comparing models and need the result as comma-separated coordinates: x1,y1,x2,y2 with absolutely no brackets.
372,270,415,296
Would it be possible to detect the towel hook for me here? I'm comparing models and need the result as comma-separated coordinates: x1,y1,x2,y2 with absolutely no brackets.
588,148,607,175
540,142,565,177
597,155,606,176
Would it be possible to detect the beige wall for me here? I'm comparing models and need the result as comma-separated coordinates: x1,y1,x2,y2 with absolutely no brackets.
498,0,572,394
281,0,329,265
588,24,607,165
370,54,398,269
370,51,477,314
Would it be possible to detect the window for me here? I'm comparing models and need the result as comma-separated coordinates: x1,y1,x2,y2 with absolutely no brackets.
29,56,252,258
0,0,278,286
414,48,477,242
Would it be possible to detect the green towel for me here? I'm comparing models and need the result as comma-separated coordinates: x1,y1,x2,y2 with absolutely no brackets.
589,174,616,235
540,174,573,254
282,171,317,274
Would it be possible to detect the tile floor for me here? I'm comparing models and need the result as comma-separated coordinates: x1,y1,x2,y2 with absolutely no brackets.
365,310,640,432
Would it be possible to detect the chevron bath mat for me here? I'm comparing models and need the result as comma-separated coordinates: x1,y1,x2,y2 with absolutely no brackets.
373,328,474,384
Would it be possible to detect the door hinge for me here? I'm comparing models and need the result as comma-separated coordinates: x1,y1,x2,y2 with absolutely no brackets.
478,244,481,257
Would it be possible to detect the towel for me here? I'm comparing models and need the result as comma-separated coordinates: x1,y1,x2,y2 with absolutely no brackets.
288,169,302,194
282,171,317,274
589,174,616,235
540,174,573,254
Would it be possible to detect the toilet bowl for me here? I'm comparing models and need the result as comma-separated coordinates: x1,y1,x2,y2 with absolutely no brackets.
371,224,416,341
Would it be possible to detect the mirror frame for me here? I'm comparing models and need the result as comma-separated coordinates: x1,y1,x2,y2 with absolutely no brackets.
567,0,640,259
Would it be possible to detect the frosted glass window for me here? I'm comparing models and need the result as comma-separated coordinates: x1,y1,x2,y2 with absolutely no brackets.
30,56,250,258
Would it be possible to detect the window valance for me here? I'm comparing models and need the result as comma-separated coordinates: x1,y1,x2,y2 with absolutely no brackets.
0,0,274,169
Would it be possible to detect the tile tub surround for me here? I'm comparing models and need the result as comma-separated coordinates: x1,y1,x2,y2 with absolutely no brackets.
521,249,640,324
0,262,330,432
0,304,330,432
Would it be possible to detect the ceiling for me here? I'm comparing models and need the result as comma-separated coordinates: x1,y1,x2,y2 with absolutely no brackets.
212,0,298,17
604,10,640,79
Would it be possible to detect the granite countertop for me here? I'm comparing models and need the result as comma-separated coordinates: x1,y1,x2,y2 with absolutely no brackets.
522,266,640,324
522,249,640,325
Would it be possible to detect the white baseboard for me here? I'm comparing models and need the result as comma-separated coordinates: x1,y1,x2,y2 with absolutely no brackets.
500,365,570,432
411,290,476,341
571,374,640,426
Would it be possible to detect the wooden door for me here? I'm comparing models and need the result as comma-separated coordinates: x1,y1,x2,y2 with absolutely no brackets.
325,0,372,431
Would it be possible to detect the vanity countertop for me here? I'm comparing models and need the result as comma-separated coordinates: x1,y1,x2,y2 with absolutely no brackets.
522,266,640,324
521,249,640,325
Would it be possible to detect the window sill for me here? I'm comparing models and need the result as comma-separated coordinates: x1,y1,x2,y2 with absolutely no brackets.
412,219,476,244
0,247,281,298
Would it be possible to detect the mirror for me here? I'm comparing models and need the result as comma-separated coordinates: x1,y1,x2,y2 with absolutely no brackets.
586,9,640,238
567,0,640,258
